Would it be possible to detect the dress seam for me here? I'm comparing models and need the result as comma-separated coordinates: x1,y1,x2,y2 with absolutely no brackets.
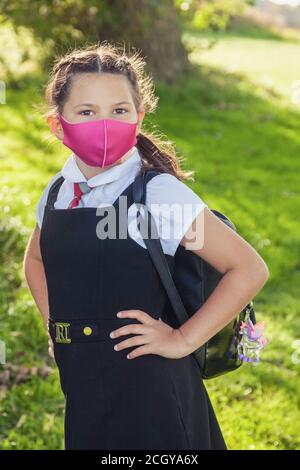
162,359,192,450
170,378,191,450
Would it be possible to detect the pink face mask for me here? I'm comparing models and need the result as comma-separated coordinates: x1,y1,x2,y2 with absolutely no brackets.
58,114,139,168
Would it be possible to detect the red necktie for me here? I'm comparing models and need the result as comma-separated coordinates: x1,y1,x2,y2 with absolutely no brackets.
68,182,92,209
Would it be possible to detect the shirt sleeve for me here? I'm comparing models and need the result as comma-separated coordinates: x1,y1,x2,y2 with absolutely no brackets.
36,171,62,229
145,173,208,256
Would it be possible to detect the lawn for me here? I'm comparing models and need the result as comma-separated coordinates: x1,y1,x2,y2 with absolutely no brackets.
183,28,300,99
0,29,300,450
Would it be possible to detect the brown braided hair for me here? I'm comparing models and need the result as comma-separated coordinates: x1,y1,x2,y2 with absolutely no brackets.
42,41,194,181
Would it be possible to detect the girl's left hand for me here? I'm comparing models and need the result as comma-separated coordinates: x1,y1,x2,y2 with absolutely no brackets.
109,309,192,360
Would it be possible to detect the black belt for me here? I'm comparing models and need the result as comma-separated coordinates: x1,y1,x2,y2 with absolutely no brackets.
48,317,142,344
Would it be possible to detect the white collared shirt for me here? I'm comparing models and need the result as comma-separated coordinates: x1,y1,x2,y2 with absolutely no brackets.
36,146,208,256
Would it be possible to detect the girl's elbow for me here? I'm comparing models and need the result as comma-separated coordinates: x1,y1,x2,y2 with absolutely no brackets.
23,256,31,284
252,257,270,287
260,264,270,287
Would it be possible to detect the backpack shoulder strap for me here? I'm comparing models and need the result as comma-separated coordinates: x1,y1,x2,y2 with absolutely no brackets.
132,168,190,324
132,168,165,205
46,175,65,208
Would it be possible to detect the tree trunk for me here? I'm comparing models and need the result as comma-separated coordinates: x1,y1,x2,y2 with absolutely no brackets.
97,0,192,83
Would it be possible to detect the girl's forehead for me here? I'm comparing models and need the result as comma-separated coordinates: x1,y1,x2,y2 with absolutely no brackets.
68,73,134,104
71,72,131,91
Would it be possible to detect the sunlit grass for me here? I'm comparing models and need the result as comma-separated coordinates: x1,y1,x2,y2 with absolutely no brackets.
184,29,300,101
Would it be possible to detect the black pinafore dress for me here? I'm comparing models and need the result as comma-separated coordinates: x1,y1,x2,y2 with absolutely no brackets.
40,171,227,450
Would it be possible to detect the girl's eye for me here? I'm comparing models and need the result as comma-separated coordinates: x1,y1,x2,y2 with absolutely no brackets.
79,110,93,116
114,108,127,114
79,108,128,116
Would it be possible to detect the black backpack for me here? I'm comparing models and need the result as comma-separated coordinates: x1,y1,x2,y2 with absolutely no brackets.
132,168,256,380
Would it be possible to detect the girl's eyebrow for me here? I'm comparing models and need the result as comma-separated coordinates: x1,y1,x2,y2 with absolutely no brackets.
73,101,132,108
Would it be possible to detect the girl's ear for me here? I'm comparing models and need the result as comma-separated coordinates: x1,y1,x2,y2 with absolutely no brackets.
46,115,64,141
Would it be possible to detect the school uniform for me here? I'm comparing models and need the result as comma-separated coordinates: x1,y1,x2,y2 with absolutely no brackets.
38,146,227,450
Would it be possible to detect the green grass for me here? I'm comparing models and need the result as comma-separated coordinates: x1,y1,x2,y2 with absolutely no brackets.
1,30,300,450
184,29,300,99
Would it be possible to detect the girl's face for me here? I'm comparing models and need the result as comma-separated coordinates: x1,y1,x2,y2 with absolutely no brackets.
61,72,143,125
48,72,145,177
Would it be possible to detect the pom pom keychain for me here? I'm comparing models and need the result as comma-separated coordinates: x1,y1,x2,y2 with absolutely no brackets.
237,316,267,363
227,301,268,364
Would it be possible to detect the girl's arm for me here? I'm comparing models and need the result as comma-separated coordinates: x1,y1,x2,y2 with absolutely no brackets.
178,207,270,352
23,224,49,327
23,224,54,358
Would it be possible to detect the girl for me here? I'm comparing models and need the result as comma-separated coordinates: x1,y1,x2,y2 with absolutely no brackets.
24,42,269,450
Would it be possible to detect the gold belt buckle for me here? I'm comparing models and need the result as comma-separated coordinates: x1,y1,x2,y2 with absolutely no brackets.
55,322,71,344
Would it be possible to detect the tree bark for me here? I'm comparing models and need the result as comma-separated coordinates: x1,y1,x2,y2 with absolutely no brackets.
97,0,193,83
